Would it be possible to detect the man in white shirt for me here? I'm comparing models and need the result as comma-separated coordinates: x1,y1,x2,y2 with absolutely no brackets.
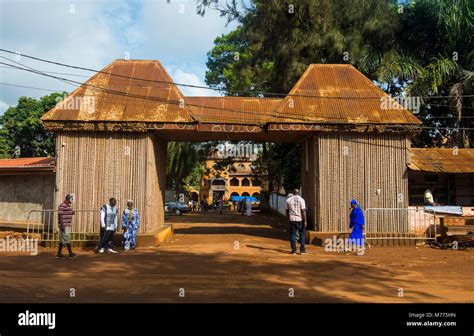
286,189,307,255
98,197,118,254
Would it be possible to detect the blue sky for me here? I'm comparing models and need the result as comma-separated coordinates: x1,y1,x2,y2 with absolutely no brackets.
0,0,240,114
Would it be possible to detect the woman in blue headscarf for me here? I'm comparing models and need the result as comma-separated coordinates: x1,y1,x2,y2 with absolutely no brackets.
349,199,365,248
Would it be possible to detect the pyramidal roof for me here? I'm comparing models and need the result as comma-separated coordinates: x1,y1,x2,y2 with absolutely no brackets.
41,59,194,123
41,61,421,127
275,64,421,125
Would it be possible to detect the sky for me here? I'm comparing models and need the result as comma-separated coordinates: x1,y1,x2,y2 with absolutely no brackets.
0,0,240,114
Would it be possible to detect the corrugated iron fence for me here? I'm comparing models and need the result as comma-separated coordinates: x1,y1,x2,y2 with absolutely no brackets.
27,209,101,246
364,207,437,244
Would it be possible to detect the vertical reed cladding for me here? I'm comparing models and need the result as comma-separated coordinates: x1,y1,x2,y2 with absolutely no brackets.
300,137,317,230
55,131,166,233
306,132,409,232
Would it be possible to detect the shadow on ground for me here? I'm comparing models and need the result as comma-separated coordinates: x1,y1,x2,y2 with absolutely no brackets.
0,246,436,303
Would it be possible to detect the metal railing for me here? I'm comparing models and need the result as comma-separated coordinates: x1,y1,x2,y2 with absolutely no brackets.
27,209,101,246
364,207,437,241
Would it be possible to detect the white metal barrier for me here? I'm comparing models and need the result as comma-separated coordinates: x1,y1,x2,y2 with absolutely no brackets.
27,209,101,245
364,207,437,241
269,193,287,216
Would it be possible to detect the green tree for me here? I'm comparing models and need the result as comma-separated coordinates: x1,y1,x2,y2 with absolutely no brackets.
166,142,202,195
0,93,64,158
252,142,300,193
360,0,474,148
201,0,473,191
204,0,399,95
202,0,400,192
183,165,204,193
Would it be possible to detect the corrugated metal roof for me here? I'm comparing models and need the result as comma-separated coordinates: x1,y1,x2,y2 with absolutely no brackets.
275,64,422,125
408,148,474,173
41,60,194,123
0,157,55,169
185,97,282,124
41,61,421,127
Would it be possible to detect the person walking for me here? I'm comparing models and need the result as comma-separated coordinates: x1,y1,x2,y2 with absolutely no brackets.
121,200,140,251
348,199,365,251
56,194,77,259
286,189,307,255
98,198,118,254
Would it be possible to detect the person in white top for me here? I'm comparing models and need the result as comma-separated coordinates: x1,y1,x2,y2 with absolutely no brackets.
424,188,438,206
98,197,119,254
245,197,252,216
286,189,307,255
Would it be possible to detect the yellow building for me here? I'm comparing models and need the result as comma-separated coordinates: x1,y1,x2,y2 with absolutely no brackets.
198,143,267,204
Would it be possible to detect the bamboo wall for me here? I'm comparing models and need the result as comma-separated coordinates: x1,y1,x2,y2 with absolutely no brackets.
301,132,410,232
55,131,166,233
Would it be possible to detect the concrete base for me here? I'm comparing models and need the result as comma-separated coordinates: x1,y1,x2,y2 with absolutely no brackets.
38,224,174,248
305,231,338,246
305,230,423,247
0,220,43,232
133,224,174,247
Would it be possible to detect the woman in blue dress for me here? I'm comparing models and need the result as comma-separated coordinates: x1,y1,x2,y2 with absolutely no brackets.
122,200,140,251
349,199,365,249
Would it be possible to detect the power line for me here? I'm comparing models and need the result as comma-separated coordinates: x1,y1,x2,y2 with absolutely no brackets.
2,77,473,129
1,63,473,127
0,65,90,77
419,114,474,119
426,103,474,110
1,58,472,128
1,48,473,100
0,82,63,92
0,61,292,123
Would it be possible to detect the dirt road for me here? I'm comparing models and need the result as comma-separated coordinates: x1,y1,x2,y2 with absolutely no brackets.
0,211,472,303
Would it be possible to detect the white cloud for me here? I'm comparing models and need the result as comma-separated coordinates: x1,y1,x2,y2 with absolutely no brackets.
171,68,219,96
0,98,9,114
0,0,237,113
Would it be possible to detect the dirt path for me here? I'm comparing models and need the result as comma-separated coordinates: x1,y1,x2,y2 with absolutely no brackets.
0,211,472,303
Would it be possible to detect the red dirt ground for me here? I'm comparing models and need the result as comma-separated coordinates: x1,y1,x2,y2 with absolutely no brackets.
0,211,472,303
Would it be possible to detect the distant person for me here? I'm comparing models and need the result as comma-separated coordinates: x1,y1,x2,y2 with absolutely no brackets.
56,194,77,259
240,198,246,216
98,198,118,254
218,197,224,215
287,192,298,241
245,197,252,216
188,200,193,212
286,189,307,255
348,199,365,251
424,188,439,206
200,200,205,213
122,200,140,251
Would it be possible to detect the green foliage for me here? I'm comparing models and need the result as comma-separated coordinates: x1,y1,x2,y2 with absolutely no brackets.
206,27,274,95
183,165,204,192
0,93,65,158
202,0,473,159
395,0,473,148
205,0,400,95
166,142,202,193
252,142,301,192
203,0,401,192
